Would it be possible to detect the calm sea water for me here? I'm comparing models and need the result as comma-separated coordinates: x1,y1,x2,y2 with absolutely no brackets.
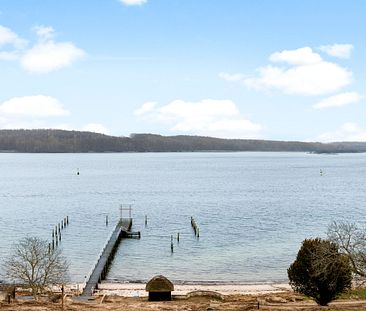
0,152,365,284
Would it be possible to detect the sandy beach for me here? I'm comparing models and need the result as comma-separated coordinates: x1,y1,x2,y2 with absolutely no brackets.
97,281,292,297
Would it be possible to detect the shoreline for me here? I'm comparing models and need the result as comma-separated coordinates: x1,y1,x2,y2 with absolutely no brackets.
96,281,292,297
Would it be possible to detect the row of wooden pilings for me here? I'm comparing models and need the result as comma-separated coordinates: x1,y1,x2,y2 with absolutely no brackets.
49,216,69,253
123,214,199,253
170,216,200,253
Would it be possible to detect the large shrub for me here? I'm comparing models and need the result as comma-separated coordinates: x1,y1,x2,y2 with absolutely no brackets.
288,238,352,306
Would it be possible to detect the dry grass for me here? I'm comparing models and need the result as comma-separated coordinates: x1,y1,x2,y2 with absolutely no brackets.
1,290,366,311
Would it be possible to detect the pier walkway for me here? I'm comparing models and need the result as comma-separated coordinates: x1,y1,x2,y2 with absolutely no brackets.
81,218,133,296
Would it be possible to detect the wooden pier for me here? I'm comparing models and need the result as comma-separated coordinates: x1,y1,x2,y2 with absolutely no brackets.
81,218,133,296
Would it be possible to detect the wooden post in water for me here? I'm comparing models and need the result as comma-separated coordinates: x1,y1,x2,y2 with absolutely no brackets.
145,215,147,226
170,235,174,253
67,216,69,225
106,215,108,226
177,232,180,242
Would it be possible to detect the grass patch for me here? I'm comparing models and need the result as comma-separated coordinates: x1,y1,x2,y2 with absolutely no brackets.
339,287,366,299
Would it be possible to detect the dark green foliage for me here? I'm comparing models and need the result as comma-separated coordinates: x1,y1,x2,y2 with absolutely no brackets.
288,238,352,306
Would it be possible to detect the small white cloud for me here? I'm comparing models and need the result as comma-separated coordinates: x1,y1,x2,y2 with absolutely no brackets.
313,92,361,110
81,123,109,134
319,44,353,59
135,99,262,139
313,123,366,142
0,25,26,48
134,101,157,116
0,95,69,117
269,47,322,65
119,0,147,6
21,41,85,73
218,72,247,82
33,25,55,41
0,24,85,74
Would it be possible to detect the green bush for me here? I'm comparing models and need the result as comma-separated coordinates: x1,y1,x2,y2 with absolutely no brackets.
288,238,352,306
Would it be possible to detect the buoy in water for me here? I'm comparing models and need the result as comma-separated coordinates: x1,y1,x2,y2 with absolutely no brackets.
77,168,80,175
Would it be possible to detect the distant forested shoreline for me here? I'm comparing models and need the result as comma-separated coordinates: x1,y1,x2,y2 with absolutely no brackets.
0,129,366,153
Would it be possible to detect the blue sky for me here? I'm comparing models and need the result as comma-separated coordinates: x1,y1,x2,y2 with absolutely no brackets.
0,0,365,141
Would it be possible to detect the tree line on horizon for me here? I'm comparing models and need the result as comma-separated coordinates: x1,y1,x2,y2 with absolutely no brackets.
0,129,366,153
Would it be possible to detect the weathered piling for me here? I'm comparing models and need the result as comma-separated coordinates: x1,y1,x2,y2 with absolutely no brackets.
105,215,109,226
191,217,200,238
171,235,174,253
145,215,148,226
177,232,180,242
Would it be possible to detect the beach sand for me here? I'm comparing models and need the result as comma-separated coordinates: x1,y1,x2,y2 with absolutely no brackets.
97,281,292,297
2,282,366,310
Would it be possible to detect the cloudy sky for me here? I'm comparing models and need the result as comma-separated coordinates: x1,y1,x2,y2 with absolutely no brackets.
0,0,365,141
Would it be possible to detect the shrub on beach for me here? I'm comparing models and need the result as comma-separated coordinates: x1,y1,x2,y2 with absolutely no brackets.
288,238,352,306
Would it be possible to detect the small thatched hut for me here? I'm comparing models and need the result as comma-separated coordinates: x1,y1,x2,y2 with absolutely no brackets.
145,275,174,301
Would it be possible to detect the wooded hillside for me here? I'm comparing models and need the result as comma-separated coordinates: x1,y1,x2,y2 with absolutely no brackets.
0,129,365,153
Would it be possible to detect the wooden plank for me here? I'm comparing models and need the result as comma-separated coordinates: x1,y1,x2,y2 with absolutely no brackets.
81,218,132,296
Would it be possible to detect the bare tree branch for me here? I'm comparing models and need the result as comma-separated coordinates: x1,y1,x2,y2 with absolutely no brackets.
3,237,69,298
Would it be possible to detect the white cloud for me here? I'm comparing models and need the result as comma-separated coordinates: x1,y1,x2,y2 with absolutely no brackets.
313,123,366,142
135,99,263,139
222,46,353,96
21,41,85,74
319,44,353,59
269,47,322,65
0,95,69,118
313,92,361,110
0,25,25,48
134,101,157,116
0,24,85,74
246,62,351,96
119,0,147,6
0,95,70,130
33,25,55,41
81,123,109,134
0,95,109,134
